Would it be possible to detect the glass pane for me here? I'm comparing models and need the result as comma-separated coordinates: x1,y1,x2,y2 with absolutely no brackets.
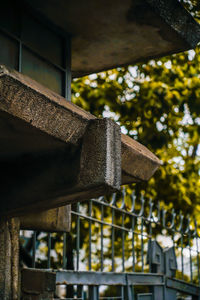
22,15,63,67
0,0,20,36
22,48,62,94
0,33,18,69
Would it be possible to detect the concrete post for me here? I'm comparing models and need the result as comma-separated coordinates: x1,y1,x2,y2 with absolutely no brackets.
0,217,20,300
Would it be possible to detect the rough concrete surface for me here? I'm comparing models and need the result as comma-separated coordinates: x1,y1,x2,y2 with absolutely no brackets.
0,65,94,151
20,205,71,232
21,268,56,300
0,66,160,216
24,0,200,77
121,134,161,184
0,218,20,300
78,118,121,190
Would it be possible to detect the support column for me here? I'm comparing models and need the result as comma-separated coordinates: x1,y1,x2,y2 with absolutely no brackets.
0,217,20,300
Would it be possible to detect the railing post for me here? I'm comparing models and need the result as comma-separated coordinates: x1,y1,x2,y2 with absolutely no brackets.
125,285,135,300
148,241,178,300
125,273,135,300
152,287,164,300
88,286,99,300
164,281,177,300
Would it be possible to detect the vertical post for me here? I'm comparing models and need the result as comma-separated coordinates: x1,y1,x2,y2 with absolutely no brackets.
153,287,164,300
164,286,176,300
0,217,20,300
32,231,36,268
89,200,92,271
47,233,51,269
125,274,135,300
111,206,115,272
88,286,99,300
125,285,135,300
63,232,67,269
76,202,80,271
63,36,71,101
77,285,83,299
100,201,104,272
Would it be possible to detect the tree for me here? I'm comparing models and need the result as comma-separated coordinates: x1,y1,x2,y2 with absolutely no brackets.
72,46,200,218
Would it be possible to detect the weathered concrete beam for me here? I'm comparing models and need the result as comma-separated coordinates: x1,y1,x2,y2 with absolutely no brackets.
0,66,160,216
0,66,95,151
20,205,71,232
0,75,121,216
21,268,56,300
0,117,121,216
121,134,160,184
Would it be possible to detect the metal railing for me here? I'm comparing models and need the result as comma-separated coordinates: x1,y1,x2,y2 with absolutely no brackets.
20,189,200,299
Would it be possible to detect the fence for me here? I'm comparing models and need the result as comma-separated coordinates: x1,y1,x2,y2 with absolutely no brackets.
20,189,200,299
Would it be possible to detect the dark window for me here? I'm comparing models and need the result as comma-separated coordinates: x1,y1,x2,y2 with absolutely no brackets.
21,15,63,67
0,0,70,98
0,1,20,37
0,33,18,69
22,49,63,94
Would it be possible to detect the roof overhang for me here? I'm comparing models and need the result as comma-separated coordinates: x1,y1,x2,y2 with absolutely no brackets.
24,0,200,77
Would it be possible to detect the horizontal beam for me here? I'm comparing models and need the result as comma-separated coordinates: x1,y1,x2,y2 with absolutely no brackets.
127,273,164,286
166,277,199,296
55,271,199,297
22,269,200,297
20,205,71,232
0,66,160,216
55,271,164,286
0,117,121,216
21,268,56,299
121,134,160,184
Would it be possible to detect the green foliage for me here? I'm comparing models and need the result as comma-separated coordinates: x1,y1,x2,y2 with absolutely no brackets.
72,47,200,218
181,0,200,19
71,0,200,219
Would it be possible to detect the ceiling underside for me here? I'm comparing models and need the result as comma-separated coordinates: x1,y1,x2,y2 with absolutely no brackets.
24,0,200,77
